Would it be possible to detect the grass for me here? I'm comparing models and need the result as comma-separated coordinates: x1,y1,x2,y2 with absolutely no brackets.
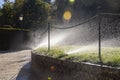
33,46,120,67
34,47,66,58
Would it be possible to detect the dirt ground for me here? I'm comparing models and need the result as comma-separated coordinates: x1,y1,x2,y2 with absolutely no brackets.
0,50,31,80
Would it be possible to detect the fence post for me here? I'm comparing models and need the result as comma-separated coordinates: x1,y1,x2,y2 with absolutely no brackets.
97,6,103,67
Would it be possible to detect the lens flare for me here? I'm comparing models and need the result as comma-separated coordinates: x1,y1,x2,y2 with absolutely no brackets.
69,0,75,3
63,10,72,21
50,65,55,71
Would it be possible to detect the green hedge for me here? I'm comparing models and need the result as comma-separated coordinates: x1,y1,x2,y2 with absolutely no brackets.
0,28,31,50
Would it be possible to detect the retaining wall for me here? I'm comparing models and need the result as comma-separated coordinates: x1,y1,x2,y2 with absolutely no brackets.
31,53,120,80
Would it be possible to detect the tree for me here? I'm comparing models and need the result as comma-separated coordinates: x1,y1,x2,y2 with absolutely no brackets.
4,0,9,3
0,0,25,28
0,7,3,16
22,0,50,30
0,7,3,26
2,1,15,27
13,0,25,28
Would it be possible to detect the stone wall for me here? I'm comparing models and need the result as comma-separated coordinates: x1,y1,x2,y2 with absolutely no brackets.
31,53,120,80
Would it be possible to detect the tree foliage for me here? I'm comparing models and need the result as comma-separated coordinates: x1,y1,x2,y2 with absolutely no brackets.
22,0,50,29
0,0,50,30
13,0,25,28
1,1,15,27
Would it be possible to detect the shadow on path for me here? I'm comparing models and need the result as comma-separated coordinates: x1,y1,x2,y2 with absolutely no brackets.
0,48,31,54
16,62,31,80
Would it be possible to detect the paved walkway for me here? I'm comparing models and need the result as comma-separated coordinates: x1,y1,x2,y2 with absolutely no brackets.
0,50,31,80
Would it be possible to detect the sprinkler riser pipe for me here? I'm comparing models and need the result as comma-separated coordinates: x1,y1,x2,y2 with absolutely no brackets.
48,23,51,51
97,6,103,66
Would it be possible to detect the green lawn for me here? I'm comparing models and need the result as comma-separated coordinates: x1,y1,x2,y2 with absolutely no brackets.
33,46,120,67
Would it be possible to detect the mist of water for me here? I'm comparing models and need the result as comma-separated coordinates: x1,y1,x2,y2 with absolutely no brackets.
33,32,70,50
66,37,120,54
29,21,120,53
30,23,93,50
29,12,120,54
66,44,98,54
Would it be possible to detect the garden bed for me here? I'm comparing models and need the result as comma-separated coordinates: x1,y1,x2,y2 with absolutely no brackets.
31,46,120,80
33,46,120,67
